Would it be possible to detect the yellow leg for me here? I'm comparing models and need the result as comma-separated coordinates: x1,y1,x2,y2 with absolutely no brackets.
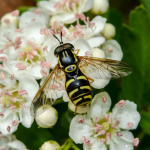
74,49,80,56
74,106,77,114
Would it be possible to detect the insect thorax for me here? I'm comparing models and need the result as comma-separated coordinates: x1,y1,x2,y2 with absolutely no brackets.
58,50,78,73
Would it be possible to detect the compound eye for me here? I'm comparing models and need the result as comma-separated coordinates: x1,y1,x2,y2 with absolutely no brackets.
63,43,74,49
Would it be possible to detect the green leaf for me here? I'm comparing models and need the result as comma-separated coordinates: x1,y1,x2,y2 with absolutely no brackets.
140,0,150,12
140,112,150,135
34,0,49,2
119,5,150,134
120,5,150,108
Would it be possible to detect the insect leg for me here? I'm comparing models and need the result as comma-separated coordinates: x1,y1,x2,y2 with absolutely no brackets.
74,49,80,56
74,106,77,114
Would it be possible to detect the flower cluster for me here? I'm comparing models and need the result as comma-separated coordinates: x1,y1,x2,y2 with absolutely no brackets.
0,0,140,149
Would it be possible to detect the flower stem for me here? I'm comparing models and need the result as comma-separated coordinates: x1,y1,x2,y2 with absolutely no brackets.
61,138,80,150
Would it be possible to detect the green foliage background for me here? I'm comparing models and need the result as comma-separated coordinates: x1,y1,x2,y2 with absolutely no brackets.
14,0,150,149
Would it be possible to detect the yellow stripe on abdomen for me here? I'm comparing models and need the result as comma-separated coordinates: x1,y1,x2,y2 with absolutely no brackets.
77,76,87,80
73,98,82,105
69,88,78,98
84,95,92,100
66,79,75,88
80,85,91,91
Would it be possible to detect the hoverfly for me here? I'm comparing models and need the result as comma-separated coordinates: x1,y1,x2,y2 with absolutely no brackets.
30,32,132,117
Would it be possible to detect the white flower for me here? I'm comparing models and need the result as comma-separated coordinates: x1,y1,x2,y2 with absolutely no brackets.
91,0,109,14
101,40,123,61
1,21,54,79
1,10,19,29
19,9,49,28
0,134,27,150
101,23,116,40
35,105,58,128
69,92,141,150
40,140,61,150
38,0,94,24
0,69,39,135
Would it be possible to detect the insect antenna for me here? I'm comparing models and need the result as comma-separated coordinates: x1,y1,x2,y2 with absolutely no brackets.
52,31,63,45
53,34,61,44
60,31,63,44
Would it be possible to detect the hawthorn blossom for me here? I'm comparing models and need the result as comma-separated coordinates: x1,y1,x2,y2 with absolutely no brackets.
0,68,39,134
1,21,54,79
69,92,140,150
38,0,94,24
0,133,27,150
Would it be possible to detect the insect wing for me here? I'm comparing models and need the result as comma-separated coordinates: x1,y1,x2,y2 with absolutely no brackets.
30,65,65,117
78,56,132,80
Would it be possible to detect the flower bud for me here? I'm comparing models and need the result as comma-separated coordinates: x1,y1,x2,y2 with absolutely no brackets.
92,48,105,58
40,140,61,150
68,101,90,113
101,23,116,40
91,0,109,15
35,106,58,128
1,12,18,29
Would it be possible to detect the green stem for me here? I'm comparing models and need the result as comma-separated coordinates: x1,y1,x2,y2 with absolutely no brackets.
61,138,81,150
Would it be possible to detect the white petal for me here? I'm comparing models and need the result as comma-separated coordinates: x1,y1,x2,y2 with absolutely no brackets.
82,0,94,13
46,45,58,68
69,114,94,144
91,78,110,89
72,39,92,56
18,76,39,102
0,107,19,135
101,40,123,61
7,140,26,150
84,138,107,150
23,21,46,44
38,1,58,15
112,100,141,130
91,16,107,36
63,91,71,102
20,102,34,128
110,131,134,150
87,92,111,120
55,13,76,24
19,11,49,28
88,37,105,48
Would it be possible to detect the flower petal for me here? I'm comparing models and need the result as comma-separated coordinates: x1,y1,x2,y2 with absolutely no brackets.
110,131,134,150
87,92,111,120
91,16,106,36
83,138,107,150
82,0,94,13
0,107,19,135
101,40,123,61
55,13,76,24
23,21,46,44
20,102,34,128
7,140,26,150
72,38,92,56
18,76,39,102
69,114,94,144
88,37,105,48
112,100,141,130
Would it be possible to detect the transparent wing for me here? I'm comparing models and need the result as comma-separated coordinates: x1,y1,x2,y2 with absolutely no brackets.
30,65,65,117
78,56,132,80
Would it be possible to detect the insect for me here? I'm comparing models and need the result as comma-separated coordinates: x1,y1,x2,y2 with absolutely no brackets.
30,33,132,117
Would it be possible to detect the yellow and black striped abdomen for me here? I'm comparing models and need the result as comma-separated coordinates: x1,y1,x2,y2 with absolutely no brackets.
65,69,92,106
